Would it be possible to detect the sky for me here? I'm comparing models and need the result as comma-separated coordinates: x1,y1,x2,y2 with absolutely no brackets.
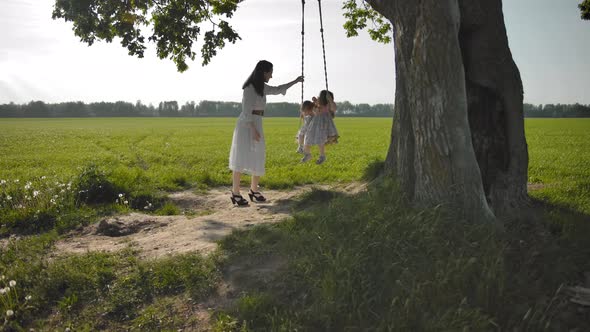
0,0,589,106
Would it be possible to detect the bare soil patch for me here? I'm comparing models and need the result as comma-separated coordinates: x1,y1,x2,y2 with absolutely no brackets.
53,183,366,259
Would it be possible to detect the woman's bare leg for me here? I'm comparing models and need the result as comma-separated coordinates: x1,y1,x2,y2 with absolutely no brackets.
319,144,325,156
251,175,260,192
232,171,241,194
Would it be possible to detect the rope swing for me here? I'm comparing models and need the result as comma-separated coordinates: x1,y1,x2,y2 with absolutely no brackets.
300,0,330,105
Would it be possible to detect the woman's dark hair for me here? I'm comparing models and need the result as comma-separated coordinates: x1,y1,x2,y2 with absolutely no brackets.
318,90,334,106
243,60,273,96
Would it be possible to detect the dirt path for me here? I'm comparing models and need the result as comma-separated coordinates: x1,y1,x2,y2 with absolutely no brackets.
54,183,365,259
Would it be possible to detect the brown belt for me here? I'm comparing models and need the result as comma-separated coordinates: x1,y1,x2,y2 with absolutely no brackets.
252,110,264,116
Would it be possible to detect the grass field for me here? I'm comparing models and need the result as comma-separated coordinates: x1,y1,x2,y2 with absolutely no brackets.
1,117,588,212
1,117,589,330
0,117,390,190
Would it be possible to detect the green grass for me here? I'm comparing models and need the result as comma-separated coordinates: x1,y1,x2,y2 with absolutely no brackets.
1,117,589,330
0,117,391,190
526,119,590,214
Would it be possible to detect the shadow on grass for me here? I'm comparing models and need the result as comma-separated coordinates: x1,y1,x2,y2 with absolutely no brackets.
213,179,590,331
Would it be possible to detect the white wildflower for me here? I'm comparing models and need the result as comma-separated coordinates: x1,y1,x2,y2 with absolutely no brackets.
0,288,5,295
118,193,123,198
9,280,16,287
41,176,46,180
25,295,32,301
24,182,32,190
50,199,56,205
124,200,128,205
33,191,40,197
0,275,4,280
54,195,59,199
0,179,6,185
6,195,11,201
6,310,14,317
14,179,19,183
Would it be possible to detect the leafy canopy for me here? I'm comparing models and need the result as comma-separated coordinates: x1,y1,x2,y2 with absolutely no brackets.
581,0,590,20
53,0,395,72
53,0,241,72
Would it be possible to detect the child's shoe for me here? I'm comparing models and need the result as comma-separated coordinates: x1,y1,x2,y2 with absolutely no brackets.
316,155,326,165
300,153,312,163
296,145,304,154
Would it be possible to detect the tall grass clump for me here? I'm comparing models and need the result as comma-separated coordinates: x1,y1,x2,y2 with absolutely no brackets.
0,176,78,235
218,180,505,330
0,163,170,236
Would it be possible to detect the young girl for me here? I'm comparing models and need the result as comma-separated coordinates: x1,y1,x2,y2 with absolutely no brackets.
302,90,339,164
296,100,315,154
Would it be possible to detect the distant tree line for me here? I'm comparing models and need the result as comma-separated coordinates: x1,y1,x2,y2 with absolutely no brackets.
0,101,588,118
523,103,590,118
0,100,394,117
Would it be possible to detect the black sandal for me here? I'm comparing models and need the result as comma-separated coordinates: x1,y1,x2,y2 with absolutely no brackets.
230,192,249,206
248,189,267,202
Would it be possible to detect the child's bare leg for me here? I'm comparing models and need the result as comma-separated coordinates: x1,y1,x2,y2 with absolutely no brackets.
316,144,326,164
301,145,312,162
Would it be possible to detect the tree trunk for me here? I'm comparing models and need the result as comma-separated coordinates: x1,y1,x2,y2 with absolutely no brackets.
369,0,528,221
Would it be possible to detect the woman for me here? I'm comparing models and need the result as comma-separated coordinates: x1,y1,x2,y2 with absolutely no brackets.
229,60,303,206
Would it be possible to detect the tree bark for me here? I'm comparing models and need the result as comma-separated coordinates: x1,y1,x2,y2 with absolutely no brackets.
369,0,528,222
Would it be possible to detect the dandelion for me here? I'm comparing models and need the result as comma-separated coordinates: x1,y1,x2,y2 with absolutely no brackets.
33,191,40,197
6,310,14,317
9,280,16,287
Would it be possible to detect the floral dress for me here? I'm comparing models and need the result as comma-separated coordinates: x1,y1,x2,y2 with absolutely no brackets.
304,104,339,145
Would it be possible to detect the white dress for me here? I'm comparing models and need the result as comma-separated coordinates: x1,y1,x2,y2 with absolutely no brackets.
229,83,289,176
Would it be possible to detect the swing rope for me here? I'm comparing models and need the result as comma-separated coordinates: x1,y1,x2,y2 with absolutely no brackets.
300,0,330,106
301,0,305,106
317,0,329,92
